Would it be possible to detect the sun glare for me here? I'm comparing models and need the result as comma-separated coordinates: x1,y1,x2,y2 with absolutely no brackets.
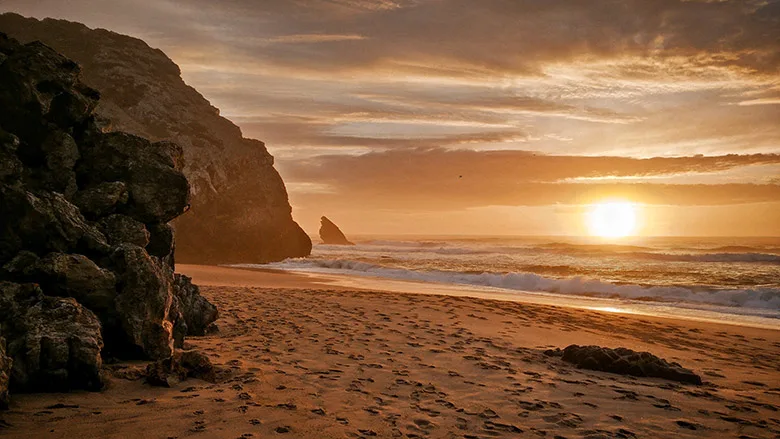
587,201,637,238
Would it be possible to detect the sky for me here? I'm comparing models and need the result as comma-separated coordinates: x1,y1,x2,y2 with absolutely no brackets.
2,0,779,237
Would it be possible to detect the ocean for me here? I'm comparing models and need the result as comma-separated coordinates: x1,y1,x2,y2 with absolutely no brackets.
234,236,780,328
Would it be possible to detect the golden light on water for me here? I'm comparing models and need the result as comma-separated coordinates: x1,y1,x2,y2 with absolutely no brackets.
587,201,638,238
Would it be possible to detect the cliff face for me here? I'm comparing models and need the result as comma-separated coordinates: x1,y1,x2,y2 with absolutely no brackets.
0,13,312,263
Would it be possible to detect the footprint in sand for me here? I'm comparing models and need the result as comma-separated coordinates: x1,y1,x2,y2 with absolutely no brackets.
542,412,584,428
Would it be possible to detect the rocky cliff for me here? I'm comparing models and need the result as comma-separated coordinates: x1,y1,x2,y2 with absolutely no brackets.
0,32,217,402
0,13,312,264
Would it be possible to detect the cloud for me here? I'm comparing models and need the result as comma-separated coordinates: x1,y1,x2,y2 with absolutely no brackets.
281,148,780,209
290,180,780,211
266,34,367,44
1,1,778,233
284,148,780,182
202,0,780,77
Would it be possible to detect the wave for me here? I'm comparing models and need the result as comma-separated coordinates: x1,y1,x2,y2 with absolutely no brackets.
316,241,780,264
540,242,652,252
627,252,780,263
234,259,780,310
360,240,446,248
316,242,488,256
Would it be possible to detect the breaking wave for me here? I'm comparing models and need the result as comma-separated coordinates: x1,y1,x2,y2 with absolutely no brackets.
234,259,780,311
320,241,780,263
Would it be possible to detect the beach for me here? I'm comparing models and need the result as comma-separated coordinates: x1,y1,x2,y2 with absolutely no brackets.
1,264,778,439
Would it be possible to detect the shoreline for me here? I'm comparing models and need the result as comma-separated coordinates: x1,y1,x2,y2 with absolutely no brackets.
198,264,780,330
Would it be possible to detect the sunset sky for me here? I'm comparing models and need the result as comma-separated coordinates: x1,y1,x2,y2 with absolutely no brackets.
3,0,779,236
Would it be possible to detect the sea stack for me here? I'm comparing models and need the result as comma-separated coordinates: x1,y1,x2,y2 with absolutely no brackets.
319,216,355,245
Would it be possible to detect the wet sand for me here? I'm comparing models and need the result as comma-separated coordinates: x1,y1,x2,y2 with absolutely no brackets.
1,265,778,438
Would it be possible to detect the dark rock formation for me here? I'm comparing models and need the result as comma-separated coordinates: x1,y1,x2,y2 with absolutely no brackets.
0,186,110,262
319,216,355,245
0,282,104,392
98,214,150,247
545,345,702,385
72,181,128,218
77,132,191,224
0,13,312,264
173,274,218,337
0,32,218,405
146,223,175,268
4,252,117,316
145,350,216,387
109,244,176,360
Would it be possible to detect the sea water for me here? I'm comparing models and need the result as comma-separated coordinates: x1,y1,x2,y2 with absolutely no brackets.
234,236,780,328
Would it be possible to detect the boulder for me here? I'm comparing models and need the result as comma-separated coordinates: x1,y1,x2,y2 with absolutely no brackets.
146,222,175,267
145,350,216,387
5,252,116,317
319,216,354,245
0,186,109,264
0,33,98,144
10,296,104,392
0,282,104,392
109,244,175,360
98,214,149,247
546,345,702,385
72,181,128,218
76,132,190,224
0,336,10,409
172,274,218,336
24,130,79,198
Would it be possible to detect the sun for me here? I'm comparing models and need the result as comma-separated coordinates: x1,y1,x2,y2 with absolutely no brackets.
587,201,637,238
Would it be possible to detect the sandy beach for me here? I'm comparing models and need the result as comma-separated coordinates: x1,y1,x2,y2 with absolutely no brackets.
1,265,778,439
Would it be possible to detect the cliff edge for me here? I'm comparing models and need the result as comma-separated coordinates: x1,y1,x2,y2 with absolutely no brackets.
0,13,312,263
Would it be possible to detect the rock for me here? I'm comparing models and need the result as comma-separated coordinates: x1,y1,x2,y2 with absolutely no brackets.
319,216,354,245
555,345,702,385
0,129,23,184
0,31,205,406
30,130,79,197
0,14,312,264
77,132,190,224
169,297,187,349
0,251,39,279
172,274,218,336
109,244,175,360
0,282,103,392
146,350,216,387
10,296,104,392
72,181,128,218
6,252,117,317
0,336,10,409
99,214,150,247
146,222,174,267
0,32,98,144
0,186,109,264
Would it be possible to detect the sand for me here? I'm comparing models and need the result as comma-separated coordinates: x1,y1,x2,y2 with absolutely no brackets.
1,265,778,439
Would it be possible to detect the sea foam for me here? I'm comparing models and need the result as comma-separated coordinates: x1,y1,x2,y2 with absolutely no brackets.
234,258,780,311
